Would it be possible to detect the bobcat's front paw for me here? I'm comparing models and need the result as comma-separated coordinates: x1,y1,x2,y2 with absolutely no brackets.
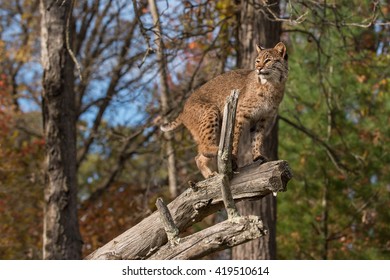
253,155,268,164
207,171,219,178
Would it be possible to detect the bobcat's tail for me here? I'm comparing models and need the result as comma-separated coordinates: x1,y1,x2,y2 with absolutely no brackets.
160,116,183,132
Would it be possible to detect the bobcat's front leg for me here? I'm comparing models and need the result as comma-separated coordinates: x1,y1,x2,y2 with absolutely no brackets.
231,113,249,170
251,117,272,163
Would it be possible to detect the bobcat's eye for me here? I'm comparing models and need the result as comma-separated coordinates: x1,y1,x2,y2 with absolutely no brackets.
264,58,271,64
256,59,261,64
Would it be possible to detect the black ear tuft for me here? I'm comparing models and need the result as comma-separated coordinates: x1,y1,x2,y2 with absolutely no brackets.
284,52,288,61
256,44,265,53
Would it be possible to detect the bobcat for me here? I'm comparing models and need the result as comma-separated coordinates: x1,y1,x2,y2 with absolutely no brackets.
161,42,288,178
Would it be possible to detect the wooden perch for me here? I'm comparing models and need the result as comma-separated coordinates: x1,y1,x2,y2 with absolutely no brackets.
218,89,239,175
148,216,266,260
85,160,292,260
218,90,240,219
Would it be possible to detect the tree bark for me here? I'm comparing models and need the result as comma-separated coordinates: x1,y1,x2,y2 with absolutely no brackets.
148,0,179,198
40,0,82,259
233,0,281,260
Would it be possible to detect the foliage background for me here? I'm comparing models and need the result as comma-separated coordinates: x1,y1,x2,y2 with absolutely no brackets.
0,0,389,259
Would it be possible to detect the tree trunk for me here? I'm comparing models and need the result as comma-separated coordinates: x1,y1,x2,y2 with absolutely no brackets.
40,0,82,259
233,0,281,260
148,0,178,197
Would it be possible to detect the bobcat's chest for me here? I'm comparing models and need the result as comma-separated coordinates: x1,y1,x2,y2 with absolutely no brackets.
239,84,281,121
250,102,276,125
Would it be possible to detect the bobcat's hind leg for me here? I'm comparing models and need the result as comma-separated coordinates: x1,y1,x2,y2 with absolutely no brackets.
195,106,221,178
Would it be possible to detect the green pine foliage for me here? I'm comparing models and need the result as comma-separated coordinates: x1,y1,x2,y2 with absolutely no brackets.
278,0,389,259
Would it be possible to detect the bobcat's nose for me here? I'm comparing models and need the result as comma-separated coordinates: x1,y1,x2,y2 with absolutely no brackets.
256,67,264,75
260,68,269,74
256,67,268,75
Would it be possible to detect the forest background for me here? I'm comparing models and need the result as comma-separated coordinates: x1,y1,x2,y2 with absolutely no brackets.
0,0,389,260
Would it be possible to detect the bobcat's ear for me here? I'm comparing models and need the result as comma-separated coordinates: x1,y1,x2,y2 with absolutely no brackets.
274,42,287,58
256,44,265,53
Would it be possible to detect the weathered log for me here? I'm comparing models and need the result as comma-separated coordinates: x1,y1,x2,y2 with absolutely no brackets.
85,159,292,260
149,216,266,260
218,90,240,219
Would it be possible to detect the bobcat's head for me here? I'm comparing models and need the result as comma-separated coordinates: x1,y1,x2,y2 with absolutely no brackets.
255,42,288,85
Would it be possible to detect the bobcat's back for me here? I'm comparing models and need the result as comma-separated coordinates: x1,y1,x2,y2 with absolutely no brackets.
160,69,251,132
187,69,252,109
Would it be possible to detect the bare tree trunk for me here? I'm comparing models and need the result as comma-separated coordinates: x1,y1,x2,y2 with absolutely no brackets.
233,0,281,260
148,0,178,197
40,0,82,259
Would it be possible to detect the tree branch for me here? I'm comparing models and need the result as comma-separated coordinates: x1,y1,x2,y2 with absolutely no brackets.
80,125,157,209
149,216,266,260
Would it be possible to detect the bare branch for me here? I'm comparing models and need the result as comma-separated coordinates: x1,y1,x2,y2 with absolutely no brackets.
80,125,157,209
65,0,83,81
132,0,154,68
156,198,180,247
149,216,266,260
85,160,292,260
76,18,140,167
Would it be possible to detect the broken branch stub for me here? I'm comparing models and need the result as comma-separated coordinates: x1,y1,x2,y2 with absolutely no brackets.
156,198,180,246
217,89,240,219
